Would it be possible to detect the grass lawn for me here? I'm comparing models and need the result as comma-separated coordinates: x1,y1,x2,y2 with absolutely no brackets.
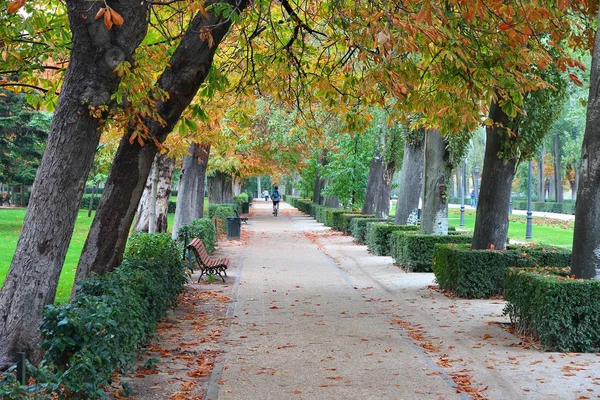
448,208,573,248
0,209,178,304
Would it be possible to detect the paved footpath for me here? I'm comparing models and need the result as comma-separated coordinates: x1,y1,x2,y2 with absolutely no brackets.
203,201,599,400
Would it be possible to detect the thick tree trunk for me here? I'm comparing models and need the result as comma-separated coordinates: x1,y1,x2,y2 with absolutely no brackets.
572,24,600,279
362,150,384,215
455,168,461,199
553,135,563,202
375,160,396,218
75,2,248,280
134,153,175,233
171,143,210,239
149,156,159,233
257,176,261,200
472,101,518,250
548,176,555,201
208,170,233,204
313,154,327,205
573,162,579,201
420,130,452,234
537,146,545,201
395,139,424,225
0,0,148,368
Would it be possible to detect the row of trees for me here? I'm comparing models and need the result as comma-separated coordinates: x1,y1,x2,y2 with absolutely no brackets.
1,0,600,373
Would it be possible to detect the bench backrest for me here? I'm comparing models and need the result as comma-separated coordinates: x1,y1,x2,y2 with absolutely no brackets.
188,238,210,262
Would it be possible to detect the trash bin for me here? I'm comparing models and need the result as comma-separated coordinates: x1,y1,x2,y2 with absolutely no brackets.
226,216,241,240
242,202,250,214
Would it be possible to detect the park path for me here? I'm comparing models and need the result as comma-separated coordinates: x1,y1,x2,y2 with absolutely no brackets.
203,200,600,400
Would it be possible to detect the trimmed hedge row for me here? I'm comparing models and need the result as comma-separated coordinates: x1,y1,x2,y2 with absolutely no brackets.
365,222,419,256
504,267,600,352
512,200,575,215
0,233,187,399
340,214,373,234
351,217,389,244
392,232,472,272
176,217,217,254
432,243,572,298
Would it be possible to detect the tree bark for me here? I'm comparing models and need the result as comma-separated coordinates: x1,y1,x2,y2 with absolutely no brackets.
573,162,579,201
0,0,148,368
171,143,210,239
420,130,452,234
208,170,233,204
455,168,461,199
149,155,159,233
537,146,545,201
572,22,600,279
362,150,383,215
395,138,424,225
75,1,248,281
472,101,518,250
257,176,261,200
134,153,175,233
553,135,563,202
313,154,326,205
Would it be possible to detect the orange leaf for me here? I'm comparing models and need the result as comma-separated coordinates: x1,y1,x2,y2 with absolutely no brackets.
198,2,209,18
111,8,124,26
498,22,510,31
6,0,24,14
104,8,113,30
95,7,106,20
569,73,583,87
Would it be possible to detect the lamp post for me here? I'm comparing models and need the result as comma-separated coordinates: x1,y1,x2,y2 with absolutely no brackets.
526,160,533,239
460,160,466,227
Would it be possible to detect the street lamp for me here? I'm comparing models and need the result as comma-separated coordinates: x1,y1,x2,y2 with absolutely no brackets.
473,165,480,207
460,160,466,227
526,160,533,239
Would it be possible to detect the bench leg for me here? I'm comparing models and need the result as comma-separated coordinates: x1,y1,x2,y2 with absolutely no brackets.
197,268,206,283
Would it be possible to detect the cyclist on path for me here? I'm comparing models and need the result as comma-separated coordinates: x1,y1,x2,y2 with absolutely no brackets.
271,186,281,215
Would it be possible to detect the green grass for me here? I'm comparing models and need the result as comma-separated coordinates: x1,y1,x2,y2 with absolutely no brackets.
448,209,573,248
0,209,178,304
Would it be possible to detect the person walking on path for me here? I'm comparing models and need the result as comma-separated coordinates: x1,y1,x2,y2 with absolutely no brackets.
470,189,476,207
262,189,269,201
270,186,281,215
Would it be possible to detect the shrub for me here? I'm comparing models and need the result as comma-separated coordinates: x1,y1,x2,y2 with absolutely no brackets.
79,194,99,211
366,223,419,256
296,199,312,214
207,203,237,218
504,267,600,352
176,217,217,254
350,217,387,244
2,233,187,399
339,214,372,234
168,200,177,213
432,244,571,298
312,204,325,220
512,200,576,215
212,205,235,234
392,232,472,272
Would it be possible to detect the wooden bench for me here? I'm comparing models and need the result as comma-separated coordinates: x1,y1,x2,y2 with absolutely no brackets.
187,238,229,282
234,209,249,224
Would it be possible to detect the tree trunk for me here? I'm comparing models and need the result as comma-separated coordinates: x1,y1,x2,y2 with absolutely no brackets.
573,162,579,201
148,155,160,233
455,168,461,199
472,101,518,250
171,143,210,239
395,138,425,225
233,179,242,196
537,146,545,201
313,154,327,205
548,175,555,201
209,170,233,204
134,154,175,233
553,135,563,202
420,130,452,234
572,23,600,279
374,160,396,218
449,169,455,198
257,176,261,200
362,150,384,215
0,0,148,368
75,2,248,281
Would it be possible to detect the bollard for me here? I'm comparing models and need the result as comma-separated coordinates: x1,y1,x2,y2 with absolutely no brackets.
16,352,26,384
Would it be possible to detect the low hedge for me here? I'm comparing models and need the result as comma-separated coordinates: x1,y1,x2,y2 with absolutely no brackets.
176,217,217,254
296,199,312,214
366,223,419,256
392,232,472,272
432,243,572,298
320,208,350,228
80,194,99,211
351,217,388,244
340,214,373,234
0,233,187,399
512,200,576,215
212,205,235,234
504,267,600,352
207,203,237,218
312,204,325,220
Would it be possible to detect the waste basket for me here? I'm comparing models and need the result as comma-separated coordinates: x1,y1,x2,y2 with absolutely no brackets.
226,216,241,240
242,202,250,214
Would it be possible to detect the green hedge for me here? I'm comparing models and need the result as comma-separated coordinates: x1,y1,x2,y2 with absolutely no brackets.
339,214,373,234
432,244,572,298
351,217,388,244
504,267,600,352
391,232,472,272
365,223,419,256
0,233,187,399
207,203,236,218
512,200,575,215
176,217,217,254
319,208,349,228
296,199,312,214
